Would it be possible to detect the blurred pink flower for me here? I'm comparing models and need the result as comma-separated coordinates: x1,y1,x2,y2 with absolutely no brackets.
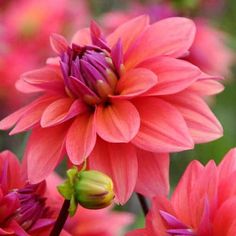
127,148,236,236
0,0,90,116
101,4,233,78
0,16,223,204
0,150,54,235
46,173,134,236
186,19,234,77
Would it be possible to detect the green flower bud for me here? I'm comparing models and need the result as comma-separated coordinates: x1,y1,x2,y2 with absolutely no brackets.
75,170,114,209
57,167,114,216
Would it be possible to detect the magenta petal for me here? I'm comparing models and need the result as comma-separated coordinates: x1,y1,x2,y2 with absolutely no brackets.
25,124,69,183
89,138,138,204
132,97,194,153
135,149,169,198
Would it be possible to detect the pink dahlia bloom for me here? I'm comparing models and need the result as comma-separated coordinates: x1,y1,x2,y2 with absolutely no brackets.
46,173,134,236
187,20,234,77
0,16,223,204
127,148,236,236
0,150,54,235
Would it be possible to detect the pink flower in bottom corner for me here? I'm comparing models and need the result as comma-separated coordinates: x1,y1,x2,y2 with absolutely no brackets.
0,150,54,236
0,16,223,204
45,173,134,236
127,148,236,236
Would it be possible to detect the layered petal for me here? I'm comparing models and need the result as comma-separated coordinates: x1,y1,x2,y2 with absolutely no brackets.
135,149,170,198
139,56,200,96
89,138,138,204
114,68,157,98
95,99,140,143
41,98,87,127
10,96,57,134
163,92,223,143
125,17,196,69
107,15,149,53
24,124,69,183
71,28,91,46
21,67,64,93
66,113,96,165
132,97,194,152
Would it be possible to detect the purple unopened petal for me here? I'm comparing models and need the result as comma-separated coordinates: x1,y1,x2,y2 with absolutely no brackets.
160,210,188,229
90,21,111,52
167,228,196,235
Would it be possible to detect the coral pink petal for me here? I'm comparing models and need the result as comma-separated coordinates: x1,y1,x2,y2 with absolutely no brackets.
71,28,91,46
135,149,170,198
107,15,149,53
41,98,87,127
188,79,224,96
213,197,236,236
114,68,157,98
0,151,22,190
95,100,140,143
50,33,68,55
163,92,223,143
126,229,148,236
89,138,138,204
139,56,200,95
16,79,43,94
10,96,57,135
132,97,194,153
125,17,196,70
66,113,96,165
171,160,204,225
218,148,236,180
21,67,64,93
25,124,69,183
0,96,55,131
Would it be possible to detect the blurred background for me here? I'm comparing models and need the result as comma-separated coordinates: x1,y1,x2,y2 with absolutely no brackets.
0,0,236,232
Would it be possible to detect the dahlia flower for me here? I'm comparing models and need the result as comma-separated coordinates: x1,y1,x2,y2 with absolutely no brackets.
127,148,236,236
0,16,223,204
0,150,54,235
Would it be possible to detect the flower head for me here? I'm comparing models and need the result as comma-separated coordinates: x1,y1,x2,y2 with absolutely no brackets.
127,148,236,236
0,16,223,204
0,150,54,235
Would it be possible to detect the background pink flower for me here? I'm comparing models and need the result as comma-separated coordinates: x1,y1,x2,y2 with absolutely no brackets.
127,148,236,236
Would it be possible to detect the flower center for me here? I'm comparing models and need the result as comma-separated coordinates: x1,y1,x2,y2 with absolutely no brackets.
14,182,51,231
60,22,123,106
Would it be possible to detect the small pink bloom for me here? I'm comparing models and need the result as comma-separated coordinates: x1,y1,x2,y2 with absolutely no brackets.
0,150,54,235
0,16,223,204
127,148,236,236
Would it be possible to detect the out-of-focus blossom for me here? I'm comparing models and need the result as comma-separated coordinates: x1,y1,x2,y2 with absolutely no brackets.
127,148,236,236
100,2,175,33
46,173,134,236
0,0,89,116
0,150,54,235
0,16,223,204
187,19,234,77
100,3,233,78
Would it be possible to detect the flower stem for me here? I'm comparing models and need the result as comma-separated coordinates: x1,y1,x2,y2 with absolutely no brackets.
136,193,149,216
49,199,70,236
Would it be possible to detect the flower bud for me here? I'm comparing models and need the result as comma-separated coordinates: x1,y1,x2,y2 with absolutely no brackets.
75,170,114,209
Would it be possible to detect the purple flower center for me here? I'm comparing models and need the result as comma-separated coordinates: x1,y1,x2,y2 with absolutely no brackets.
14,182,51,231
60,22,123,105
